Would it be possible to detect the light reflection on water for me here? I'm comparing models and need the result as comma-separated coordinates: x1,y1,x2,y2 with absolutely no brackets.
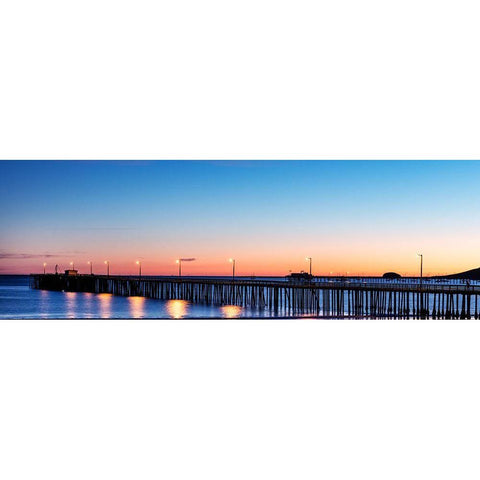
39,289,50,319
98,293,113,318
166,299,189,319
83,292,94,318
65,291,77,319
128,296,146,318
220,305,243,318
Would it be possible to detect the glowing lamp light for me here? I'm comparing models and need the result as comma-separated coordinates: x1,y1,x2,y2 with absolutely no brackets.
228,258,236,280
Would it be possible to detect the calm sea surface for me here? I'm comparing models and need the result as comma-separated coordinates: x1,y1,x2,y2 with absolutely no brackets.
0,275,288,319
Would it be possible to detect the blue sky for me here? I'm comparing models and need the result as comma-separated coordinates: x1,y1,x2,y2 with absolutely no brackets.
1,161,479,275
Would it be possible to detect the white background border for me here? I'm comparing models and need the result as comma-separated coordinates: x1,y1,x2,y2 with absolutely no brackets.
1,0,479,160
1,320,479,480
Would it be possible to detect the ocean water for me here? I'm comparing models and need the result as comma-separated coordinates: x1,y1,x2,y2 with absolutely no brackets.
0,275,289,319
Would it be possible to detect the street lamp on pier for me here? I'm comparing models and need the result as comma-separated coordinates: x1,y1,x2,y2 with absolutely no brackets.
229,258,236,281
88,261,93,275
417,253,423,284
176,259,181,277
305,257,312,275
136,260,142,277
104,260,110,276
43,262,46,274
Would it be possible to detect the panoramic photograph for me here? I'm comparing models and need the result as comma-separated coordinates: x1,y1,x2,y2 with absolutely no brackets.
3,2,479,479
1,160,479,319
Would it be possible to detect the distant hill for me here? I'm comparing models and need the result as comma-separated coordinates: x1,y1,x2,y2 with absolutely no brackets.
434,267,480,280
383,272,401,279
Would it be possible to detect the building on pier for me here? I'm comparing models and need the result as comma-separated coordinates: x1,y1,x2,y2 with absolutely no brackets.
286,272,313,283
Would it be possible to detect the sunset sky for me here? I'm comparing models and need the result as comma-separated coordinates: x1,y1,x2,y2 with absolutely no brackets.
1,160,479,276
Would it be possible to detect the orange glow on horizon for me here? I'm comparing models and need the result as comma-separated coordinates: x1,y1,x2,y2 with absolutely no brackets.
8,254,480,277
4,232,480,278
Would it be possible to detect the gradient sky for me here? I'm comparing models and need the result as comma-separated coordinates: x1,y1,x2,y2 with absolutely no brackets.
1,160,479,276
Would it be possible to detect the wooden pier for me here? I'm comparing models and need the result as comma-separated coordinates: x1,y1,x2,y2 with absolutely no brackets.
30,274,480,318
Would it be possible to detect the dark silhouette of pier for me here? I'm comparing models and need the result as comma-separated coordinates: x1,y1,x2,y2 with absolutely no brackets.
30,274,480,318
